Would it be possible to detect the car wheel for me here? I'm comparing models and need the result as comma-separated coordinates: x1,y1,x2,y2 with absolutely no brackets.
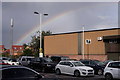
98,69,103,75
56,69,61,75
74,70,80,77
105,73,113,80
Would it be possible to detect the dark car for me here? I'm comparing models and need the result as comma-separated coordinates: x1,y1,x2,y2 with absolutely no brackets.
50,56,70,63
29,57,57,72
80,59,105,75
0,65,43,80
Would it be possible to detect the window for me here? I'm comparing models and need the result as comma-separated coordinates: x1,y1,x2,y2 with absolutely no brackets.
81,61,90,65
108,62,120,68
59,62,65,65
2,68,37,79
2,68,16,78
90,61,96,65
14,47,16,49
72,61,84,66
22,58,26,61
64,62,73,66
20,47,22,49
15,68,36,77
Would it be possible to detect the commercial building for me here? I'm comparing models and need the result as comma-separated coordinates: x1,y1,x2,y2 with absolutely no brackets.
12,45,24,55
44,28,120,61
0,45,24,56
0,45,5,54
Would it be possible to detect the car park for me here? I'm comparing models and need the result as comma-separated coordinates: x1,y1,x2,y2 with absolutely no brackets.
17,56,34,66
8,59,19,65
104,61,120,80
29,57,57,72
50,56,70,63
80,59,104,75
0,65,43,80
55,61,94,77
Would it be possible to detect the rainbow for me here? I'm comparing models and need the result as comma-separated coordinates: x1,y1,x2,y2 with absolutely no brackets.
15,9,76,45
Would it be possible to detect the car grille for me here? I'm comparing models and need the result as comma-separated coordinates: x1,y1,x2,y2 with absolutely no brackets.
88,73,94,75
88,70,93,72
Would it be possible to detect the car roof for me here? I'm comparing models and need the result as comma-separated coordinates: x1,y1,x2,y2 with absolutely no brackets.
51,56,69,58
80,59,99,61
0,65,39,74
20,56,34,58
0,65,35,70
108,61,120,64
60,60,79,63
0,65,25,69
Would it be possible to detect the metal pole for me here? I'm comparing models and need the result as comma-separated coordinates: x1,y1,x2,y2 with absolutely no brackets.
34,12,48,57
82,27,84,60
10,18,13,56
39,13,43,57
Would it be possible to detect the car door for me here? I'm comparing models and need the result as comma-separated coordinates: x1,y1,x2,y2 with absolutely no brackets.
34,58,42,69
61,62,74,75
89,61,97,70
64,62,74,75
108,62,120,78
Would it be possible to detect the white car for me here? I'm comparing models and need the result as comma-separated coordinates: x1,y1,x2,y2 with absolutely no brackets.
0,57,9,64
55,61,94,77
8,59,19,65
104,61,120,80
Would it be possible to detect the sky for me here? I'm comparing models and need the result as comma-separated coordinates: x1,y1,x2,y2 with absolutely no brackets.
1,1,119,49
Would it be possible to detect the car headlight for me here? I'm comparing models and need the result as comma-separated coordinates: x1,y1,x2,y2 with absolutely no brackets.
47,64,51,67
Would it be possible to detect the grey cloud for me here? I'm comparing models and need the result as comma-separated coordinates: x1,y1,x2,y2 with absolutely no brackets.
2,2,118,48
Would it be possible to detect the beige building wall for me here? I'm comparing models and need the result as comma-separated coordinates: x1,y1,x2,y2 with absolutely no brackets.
44,33,78,55
83,29,119,55
44,28,119,61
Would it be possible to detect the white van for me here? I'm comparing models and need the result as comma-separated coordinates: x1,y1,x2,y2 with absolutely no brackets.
18,56,34,66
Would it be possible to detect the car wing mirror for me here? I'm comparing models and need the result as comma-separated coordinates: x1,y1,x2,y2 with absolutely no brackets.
70,64,73,67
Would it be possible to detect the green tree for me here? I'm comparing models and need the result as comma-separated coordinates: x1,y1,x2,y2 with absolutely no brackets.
21,43,33,56
22,48,33,56
23,43,28,49
29,30,52,57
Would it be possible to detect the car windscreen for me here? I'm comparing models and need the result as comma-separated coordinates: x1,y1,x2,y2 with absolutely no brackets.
1,58,8,60
27,58,34,61
11,59,17,62
72,61,85,66
44,58,52,62
61,57,70,60
103,60,113,65
94,60,104,66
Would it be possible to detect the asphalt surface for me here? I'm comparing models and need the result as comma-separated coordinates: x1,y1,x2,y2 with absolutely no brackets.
40,72,105,80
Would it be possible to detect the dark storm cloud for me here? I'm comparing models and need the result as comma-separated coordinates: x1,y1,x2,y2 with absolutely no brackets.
2,2,118,48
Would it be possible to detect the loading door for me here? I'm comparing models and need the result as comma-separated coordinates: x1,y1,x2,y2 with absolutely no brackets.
103,35,120,60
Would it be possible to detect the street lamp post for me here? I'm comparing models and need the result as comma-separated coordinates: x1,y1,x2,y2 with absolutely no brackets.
10,18,14,56
34,11,48,57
